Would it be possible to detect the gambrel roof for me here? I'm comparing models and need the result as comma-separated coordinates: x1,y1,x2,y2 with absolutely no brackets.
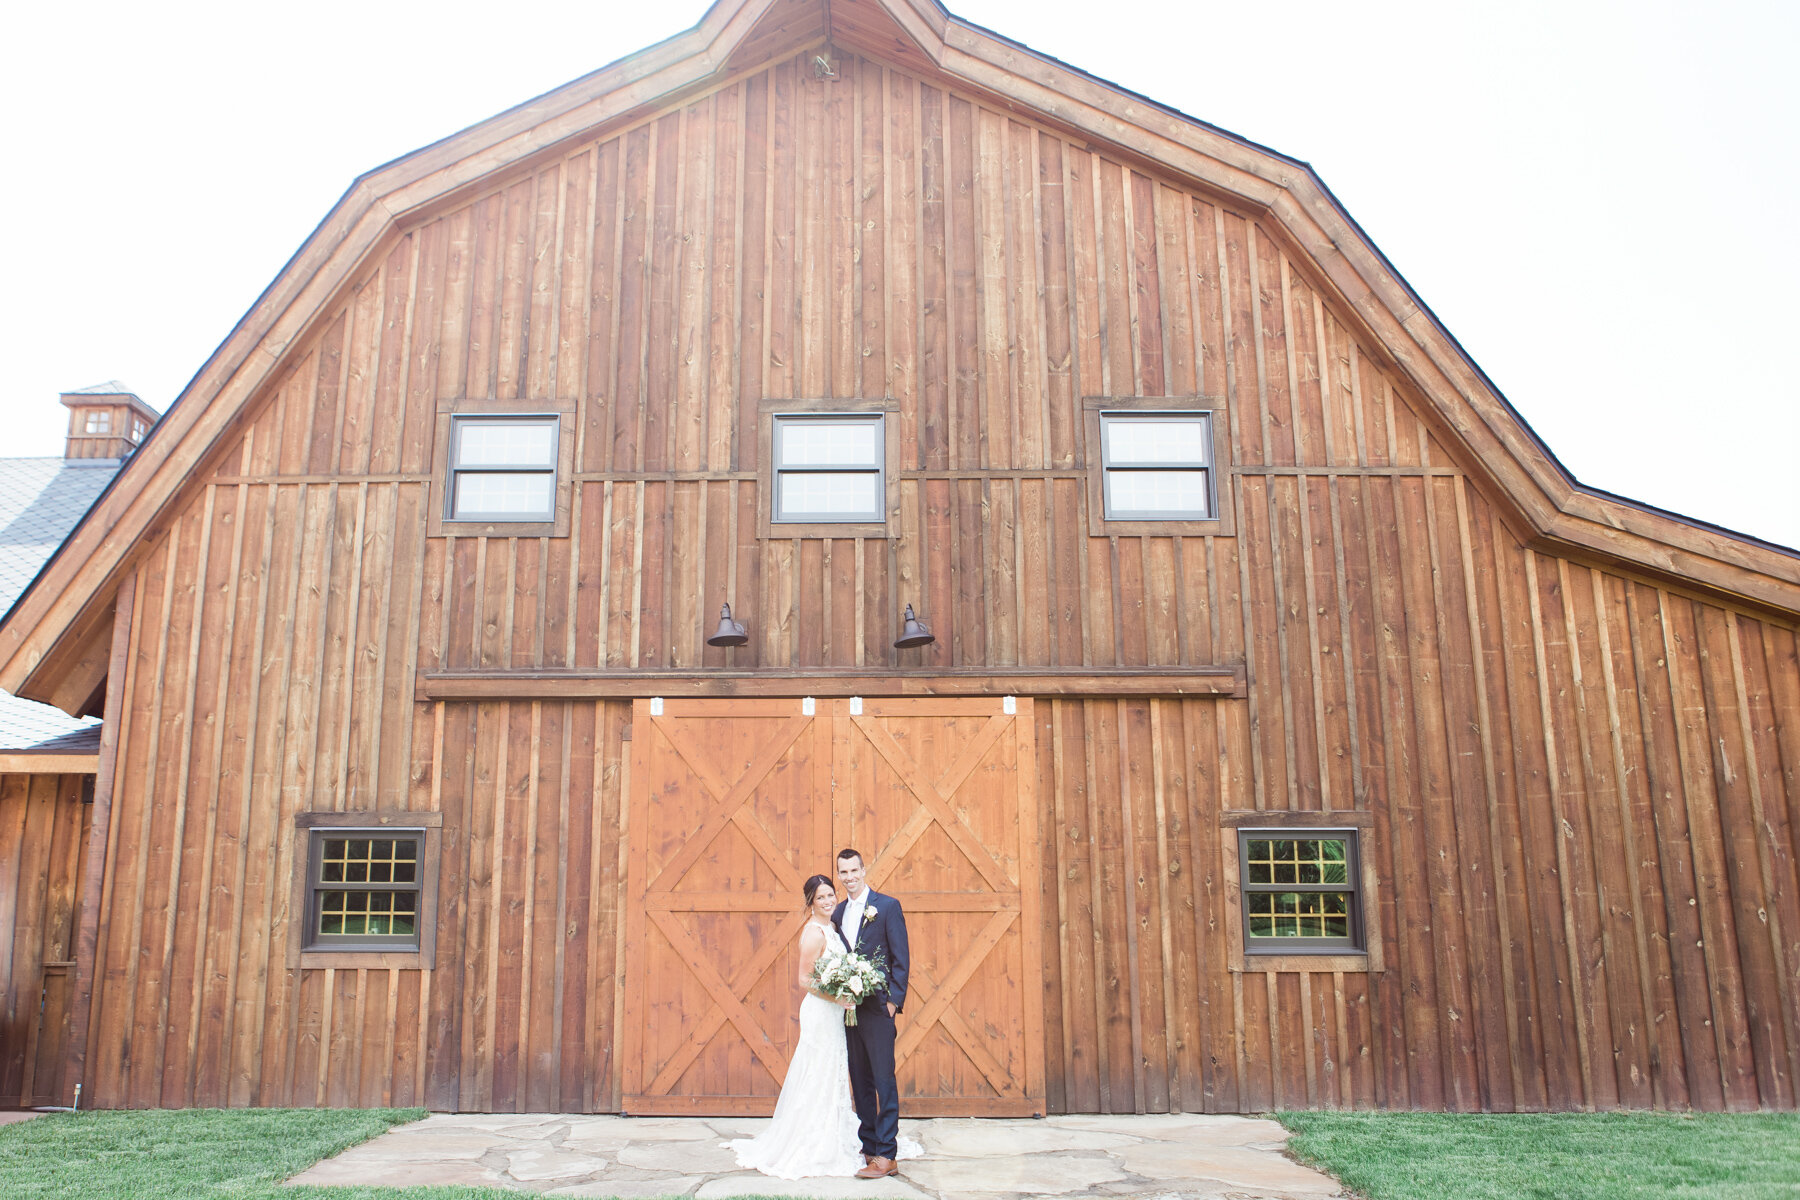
3,0,1797,712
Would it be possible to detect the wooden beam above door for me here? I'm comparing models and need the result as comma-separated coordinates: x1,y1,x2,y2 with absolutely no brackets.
417,666,1247,701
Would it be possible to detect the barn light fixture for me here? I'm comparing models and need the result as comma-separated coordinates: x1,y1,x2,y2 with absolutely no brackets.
893,603,935,649
707,602,749,647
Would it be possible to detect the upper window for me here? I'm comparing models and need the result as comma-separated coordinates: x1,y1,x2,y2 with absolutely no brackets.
1238,830,1361,953
85,411,111,434
305,830,424,952
771,414,885,524
446,415,559,522
132,418,147,441
1099,412,1214,520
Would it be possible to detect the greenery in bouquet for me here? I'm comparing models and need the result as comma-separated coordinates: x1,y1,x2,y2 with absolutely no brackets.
811,945,890,1025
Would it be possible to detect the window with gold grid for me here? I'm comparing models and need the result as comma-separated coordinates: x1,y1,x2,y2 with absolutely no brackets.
307,831,424,949
1239,832,1361,952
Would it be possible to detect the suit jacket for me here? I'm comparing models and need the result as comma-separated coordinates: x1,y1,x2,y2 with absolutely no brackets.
832,889,909,1012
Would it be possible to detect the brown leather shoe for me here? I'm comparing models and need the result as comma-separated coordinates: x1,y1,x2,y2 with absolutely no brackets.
855,1156,898,1178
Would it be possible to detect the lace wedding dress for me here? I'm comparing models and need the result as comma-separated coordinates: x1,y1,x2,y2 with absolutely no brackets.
726,924,923,1179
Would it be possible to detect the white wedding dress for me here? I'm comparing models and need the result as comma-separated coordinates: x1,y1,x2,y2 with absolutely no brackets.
726,923,923,1179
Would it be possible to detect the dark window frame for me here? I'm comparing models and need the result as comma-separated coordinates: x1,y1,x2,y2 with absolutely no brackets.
770,412,887,525
304,829,426,952
1099,411,1215,521
290,811,442,970
445,413,562,524
1237,828,1363,955
1081,397,1235,537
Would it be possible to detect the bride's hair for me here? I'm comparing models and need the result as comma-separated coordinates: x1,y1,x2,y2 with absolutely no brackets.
802,874,835,909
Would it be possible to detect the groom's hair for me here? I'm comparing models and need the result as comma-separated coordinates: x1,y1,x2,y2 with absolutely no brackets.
836,847,864,867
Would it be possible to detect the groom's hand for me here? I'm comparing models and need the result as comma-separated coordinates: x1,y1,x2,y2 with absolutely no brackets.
886,1002,896,1018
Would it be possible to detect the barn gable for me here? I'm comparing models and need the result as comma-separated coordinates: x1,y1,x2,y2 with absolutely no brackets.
2,0,1795,713
3,0,1797,1118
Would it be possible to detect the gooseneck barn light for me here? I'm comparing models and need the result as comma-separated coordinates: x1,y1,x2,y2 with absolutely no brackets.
893,603,935,649
706,602,749,648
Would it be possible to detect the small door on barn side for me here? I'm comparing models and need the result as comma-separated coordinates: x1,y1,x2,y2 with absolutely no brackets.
619,697,1043,1117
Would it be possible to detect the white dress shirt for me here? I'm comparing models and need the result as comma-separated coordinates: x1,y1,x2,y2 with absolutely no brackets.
842,886,870,949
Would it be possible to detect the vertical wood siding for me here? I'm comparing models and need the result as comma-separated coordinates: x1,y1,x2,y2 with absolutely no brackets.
64,50,1800,1111
0,773,89,1106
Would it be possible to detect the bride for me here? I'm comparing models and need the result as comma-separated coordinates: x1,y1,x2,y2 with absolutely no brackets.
726,874,922,1179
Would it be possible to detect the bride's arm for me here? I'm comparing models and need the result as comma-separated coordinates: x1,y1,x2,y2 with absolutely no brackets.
795,926,852,1005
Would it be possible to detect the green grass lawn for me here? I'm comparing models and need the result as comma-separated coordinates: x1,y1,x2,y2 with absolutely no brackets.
1278,1110,1800,1200
9,1105,1799,1200
0,1109,521,1200
0,1107,795,1200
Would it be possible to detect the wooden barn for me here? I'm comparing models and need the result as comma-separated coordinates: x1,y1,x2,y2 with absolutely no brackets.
2,0,1797,1118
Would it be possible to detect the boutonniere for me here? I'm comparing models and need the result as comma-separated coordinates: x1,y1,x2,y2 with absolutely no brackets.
862,906,879,924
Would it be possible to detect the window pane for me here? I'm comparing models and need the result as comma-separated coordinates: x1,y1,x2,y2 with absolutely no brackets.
318,890,418,938
1247,837,1348,887
1247,890,1350,939
454,472,555,518
1106,470,1209,517
1247,840,1273,885
456,421,557,467
778,420,879,467
777,472,880,519
1318,840,1348,885
1105,417,1207,465
320,836,419,888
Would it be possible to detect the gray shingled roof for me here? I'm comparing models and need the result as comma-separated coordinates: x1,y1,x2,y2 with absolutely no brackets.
0,455,121,752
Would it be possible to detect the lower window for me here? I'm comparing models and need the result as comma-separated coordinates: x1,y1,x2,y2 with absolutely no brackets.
306,829,424,951
1238,830,1362,954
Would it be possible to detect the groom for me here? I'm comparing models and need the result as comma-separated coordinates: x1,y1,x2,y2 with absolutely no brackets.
832,847,909,1179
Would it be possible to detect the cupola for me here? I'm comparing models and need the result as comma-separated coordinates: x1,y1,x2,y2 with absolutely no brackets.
59,382,160,461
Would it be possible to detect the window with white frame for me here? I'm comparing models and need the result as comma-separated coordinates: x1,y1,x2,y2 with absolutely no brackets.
771,413,885,524
446,415,560,522
1098,411,1214,520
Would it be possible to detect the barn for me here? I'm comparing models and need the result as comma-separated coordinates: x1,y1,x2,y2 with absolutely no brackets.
2,0,1797,1117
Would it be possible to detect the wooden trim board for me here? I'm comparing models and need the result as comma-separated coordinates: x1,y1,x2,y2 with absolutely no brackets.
419,667,1248,700
0,754,100,775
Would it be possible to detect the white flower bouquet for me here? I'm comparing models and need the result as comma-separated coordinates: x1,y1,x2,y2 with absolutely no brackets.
810,947,889,1026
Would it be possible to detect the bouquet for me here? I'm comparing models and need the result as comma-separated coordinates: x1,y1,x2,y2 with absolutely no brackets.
810,947,889,1026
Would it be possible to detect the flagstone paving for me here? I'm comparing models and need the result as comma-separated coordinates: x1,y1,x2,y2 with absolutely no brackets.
286,1112,1347,1199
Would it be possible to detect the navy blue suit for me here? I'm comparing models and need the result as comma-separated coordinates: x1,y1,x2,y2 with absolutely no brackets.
833,889,909,1159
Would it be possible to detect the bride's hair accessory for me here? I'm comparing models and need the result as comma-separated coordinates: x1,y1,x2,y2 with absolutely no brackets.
802,874,834,909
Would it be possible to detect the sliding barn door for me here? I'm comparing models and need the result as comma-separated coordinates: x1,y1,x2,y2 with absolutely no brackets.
619,697,1043,1117
837,698,1043,1116
621,700,832,1115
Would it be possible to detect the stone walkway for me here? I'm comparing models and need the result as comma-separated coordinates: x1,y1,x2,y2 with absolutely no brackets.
287,1112,1346,1199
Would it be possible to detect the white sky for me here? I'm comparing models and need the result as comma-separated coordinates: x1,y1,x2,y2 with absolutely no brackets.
4,0,1796,549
